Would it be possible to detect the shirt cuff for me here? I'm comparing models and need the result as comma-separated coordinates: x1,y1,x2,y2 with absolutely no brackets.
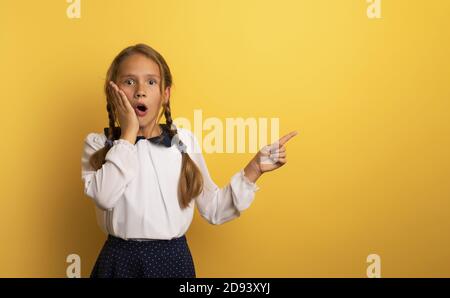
113,138,137,150
229,169,260,211
239,169,260,191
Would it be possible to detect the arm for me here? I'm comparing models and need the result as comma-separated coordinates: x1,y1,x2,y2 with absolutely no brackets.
182,130,260,225
186,129,298,225
81,133,139,210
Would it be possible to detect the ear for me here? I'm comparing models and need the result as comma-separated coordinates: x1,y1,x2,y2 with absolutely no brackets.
163,86,171,105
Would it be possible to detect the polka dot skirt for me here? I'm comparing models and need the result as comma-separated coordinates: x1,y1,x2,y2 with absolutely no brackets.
90,234,196,278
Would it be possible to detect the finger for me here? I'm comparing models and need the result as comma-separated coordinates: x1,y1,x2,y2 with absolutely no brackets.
118,89,133,111
270,152,286,159
108,85,120,112
260,144,272,155
269,152,286,163
111,84,124,111
114,89,124,111
111,82,131,112
266,144,286,153
271,147,286,154
110,80,119,89
276,157,287,165
278,131,298,146
108,81,118,97
107,82,115,103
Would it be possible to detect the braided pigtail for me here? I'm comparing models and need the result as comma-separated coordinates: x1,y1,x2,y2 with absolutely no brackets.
163,101,204,209
88,102,119,171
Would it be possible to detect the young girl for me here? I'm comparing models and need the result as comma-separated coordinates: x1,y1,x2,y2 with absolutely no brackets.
81,43,297,278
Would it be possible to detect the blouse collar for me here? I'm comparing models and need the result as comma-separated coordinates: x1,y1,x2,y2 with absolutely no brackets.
103,124,173,148
135,124,172,147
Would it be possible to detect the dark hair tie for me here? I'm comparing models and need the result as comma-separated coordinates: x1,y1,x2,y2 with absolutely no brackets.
171,134,187,153
105,139,113,147
177,140,187,154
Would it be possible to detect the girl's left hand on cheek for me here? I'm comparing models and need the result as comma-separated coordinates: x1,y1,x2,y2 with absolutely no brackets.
255,130,299,174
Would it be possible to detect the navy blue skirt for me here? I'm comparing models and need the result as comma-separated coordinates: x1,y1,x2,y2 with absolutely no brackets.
90,234,196,278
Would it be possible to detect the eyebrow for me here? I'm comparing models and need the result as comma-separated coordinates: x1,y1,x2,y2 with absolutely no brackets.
119,74,160,79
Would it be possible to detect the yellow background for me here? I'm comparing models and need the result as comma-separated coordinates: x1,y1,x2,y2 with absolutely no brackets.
1,0,449,277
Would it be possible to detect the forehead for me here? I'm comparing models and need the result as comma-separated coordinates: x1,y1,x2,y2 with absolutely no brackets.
118,53,160,77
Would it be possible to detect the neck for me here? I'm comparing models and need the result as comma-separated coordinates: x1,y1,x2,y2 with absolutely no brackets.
137,123,162,139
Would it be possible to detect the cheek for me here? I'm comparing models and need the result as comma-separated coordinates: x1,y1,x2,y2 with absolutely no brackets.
148,101,162,114
120,87,134,100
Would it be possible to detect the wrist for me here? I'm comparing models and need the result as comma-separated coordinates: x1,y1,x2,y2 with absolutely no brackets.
120,133,136,145
243,160,262,183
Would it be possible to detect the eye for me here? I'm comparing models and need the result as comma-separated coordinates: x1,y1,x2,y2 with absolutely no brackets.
124,79,135,85
148,79,157,85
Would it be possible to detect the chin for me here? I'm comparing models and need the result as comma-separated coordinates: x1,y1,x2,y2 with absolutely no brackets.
139,116,155,127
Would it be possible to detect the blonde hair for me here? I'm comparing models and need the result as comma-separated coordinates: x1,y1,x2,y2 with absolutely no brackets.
89,43,203,209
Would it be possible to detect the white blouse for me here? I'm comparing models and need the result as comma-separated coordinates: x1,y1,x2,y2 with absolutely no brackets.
81,126,260,240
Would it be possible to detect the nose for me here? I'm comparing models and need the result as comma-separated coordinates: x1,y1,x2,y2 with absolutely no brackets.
135,83,147,99
135,90,146,98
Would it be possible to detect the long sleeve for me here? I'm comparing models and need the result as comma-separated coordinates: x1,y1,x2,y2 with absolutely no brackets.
182,129,260,225
81,133,139,210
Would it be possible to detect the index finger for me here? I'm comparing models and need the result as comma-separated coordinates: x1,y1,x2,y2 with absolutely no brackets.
278,131,298,146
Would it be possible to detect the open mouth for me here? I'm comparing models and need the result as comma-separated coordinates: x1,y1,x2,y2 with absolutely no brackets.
136,104,148,112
